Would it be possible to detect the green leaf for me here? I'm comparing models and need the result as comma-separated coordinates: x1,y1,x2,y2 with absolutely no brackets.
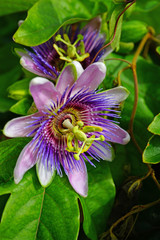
0,97,16,113
109,4,125,50
104,54,160,149
0,67,22,113
0,138,80,239
120,56,160,149
0,112,17,133
110,142,148,188
0,67,21,97
80,162,116,240
156,46,160,55
0,14,26,74
13,0,92,46
143,135,160,164
0,137,116,239
0,138,31,182
0,43,19,74
0,194,10,221
103,54,160,186
8,78,31,100
13,0,115,46
133,177,160,240
148,113,160,135
0,171,80,240
10,97,33,115
0,0,38,16
135,0,160,12
129,3,160,32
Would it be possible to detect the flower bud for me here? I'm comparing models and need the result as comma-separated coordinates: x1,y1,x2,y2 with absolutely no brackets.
121,20,148,43
118,42,134,54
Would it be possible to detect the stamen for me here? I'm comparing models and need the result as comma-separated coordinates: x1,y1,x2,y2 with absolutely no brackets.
65,120,105,160
53,33,90,62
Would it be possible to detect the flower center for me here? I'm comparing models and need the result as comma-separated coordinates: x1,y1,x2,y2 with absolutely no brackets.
53,33,90,63
62,119,105,160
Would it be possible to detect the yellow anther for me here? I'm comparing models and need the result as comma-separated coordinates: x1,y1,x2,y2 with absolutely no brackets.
55,34,63,42
72,126,78,133
74,139,79,152
73,34,83,45
75,53,90,61
82,126,103,133
73,127,87,142
100,135,105,141
77,41,85,54
77,121,84,128
59,56,72,63
66,133,75,152
74,154,80,161
63,34,71,44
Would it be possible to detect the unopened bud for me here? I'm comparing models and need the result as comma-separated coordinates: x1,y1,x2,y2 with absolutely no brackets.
121,20,148,43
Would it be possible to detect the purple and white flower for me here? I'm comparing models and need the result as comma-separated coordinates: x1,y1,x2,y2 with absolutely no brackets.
4,61,130,197
17,17,112,81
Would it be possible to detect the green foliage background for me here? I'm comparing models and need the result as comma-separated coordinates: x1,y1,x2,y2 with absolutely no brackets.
0,0,160,239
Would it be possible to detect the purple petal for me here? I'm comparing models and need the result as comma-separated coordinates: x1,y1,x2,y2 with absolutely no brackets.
91,142,114,161
30,77,61,110
82,16,101,34
14,141,37,184
68,159,88,197
36,159,55,187
103,86,129,103
20,56,47,77
101,46,113,60
74,62,106,92
56,63,78,94
3,113,40,138
103,122,130,145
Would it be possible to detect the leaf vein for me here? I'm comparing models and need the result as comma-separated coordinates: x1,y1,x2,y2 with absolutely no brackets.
34,188,45,240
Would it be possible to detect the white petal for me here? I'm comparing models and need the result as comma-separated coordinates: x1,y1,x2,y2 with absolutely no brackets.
36,160,55,187
14,141,37,184
103,86,129,103
72,61,84,78
101,46,113,59
3,112,40,138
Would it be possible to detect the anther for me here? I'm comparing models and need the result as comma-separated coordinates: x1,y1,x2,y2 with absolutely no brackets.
74,154,80,161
